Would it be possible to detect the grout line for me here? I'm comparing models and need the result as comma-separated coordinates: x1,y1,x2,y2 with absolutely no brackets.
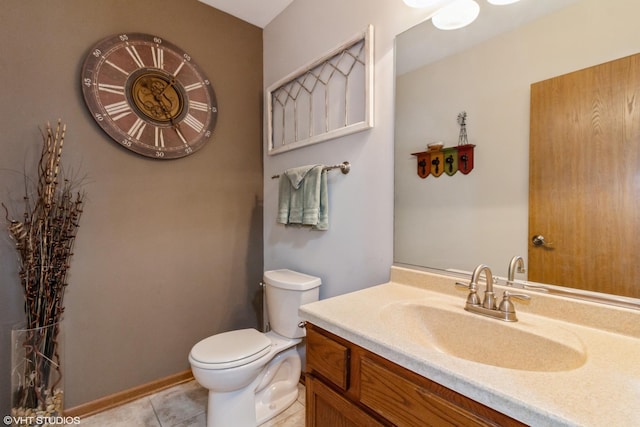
149,396,163,427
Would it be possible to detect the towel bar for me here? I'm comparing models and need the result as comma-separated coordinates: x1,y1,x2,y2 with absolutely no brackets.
271,161,350,179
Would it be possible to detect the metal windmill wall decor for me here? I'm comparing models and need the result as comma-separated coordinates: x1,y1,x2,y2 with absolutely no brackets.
411,111,476,178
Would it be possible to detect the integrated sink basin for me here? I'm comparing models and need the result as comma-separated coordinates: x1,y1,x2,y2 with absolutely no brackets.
381,300,587,372
299,267,640,427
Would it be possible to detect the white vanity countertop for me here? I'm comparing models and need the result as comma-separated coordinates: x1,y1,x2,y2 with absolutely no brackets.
299,266,640,427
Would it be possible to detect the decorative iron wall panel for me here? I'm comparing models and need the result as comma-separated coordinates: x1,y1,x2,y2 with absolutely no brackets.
267,26,374,155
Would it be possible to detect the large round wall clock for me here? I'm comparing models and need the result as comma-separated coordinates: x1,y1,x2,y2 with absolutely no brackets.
81,33,218,159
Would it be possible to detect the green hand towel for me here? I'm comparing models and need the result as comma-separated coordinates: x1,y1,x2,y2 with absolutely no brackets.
277,165,328,230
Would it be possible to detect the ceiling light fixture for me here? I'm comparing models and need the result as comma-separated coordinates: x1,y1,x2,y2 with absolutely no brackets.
402,0,443,8
432,0,480,30
487,0,521,4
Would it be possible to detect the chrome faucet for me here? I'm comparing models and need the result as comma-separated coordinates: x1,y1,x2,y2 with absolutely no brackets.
505,255,549,292
507,255,526,286
475,264,497,310
456,263,530,322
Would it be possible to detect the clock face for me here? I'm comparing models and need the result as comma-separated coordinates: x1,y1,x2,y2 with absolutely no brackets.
81,33,218,159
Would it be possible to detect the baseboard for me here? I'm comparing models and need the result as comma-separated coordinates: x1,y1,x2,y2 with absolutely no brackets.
64,370,194,418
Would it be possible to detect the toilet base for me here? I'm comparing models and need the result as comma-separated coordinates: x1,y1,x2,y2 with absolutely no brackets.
207,385,256,427
256,384,299,425
255,347,301,425
204,346,302,427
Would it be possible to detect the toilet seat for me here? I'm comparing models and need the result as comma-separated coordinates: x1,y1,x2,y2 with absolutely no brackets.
190,328,272,370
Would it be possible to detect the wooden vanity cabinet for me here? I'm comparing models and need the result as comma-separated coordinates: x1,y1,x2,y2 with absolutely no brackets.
305,323,527,427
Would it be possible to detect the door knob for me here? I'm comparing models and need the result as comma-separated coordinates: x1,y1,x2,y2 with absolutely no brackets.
531,234,553,248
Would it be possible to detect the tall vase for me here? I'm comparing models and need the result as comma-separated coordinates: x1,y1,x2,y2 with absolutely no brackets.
10,322,64,426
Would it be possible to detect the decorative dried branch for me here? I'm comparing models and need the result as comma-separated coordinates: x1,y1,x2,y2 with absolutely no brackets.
4,120,84,412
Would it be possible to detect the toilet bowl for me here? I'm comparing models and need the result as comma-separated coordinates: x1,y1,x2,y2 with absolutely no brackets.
189,269,321,427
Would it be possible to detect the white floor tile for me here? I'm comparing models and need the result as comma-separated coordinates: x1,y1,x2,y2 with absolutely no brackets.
259,401,305,427
172,412,206,427
80,397,161,427
79,380,304,427
150,381,207,426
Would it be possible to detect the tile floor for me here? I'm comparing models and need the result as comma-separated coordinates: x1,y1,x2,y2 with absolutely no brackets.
80,380,305,427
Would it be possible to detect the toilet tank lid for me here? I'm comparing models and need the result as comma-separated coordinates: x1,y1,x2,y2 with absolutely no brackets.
264,269,321,290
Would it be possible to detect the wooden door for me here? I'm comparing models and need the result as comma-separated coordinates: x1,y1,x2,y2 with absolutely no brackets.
529,53,640,298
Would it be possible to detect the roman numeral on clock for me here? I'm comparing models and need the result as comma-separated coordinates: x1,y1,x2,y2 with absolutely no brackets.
105,60,129,76
189,100,209,112
183,114,204,133
173,61,186,77
98,83,125,96
184,82,203,92
155,127,165,148
104,100,131,121
152,46,164,69
126,46,145,68
127,118,146,140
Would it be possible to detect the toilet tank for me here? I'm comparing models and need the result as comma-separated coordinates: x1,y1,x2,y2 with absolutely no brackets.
264,269,321,339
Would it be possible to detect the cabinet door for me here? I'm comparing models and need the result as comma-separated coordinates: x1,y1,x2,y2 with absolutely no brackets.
306,375,385,427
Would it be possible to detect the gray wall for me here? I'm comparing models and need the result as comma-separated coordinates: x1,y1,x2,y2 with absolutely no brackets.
0,0,263,410
262,0,416,299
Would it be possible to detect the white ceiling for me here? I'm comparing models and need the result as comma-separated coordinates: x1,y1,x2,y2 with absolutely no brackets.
198,0,295,28
396,0,581,76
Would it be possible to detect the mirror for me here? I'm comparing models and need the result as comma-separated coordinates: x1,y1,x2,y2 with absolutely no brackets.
394,0,640,306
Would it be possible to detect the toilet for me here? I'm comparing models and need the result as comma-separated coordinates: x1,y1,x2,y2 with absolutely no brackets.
189,269,321,427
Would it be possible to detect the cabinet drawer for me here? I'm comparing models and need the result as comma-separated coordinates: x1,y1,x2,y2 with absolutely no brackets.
306,327,350,390
360,356,498,427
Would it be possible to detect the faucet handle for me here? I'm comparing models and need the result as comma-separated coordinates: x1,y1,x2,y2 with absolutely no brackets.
507,292,531,301
455,281,481,306
498,291,531,314
455,281,469,289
